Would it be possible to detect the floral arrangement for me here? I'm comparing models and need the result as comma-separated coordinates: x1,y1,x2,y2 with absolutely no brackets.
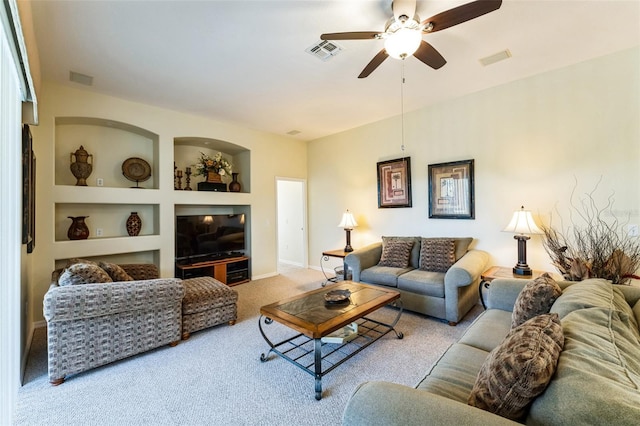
193,152,232,177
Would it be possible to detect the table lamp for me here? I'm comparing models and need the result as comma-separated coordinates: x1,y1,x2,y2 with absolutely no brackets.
502,206,543,275
338,210,358,252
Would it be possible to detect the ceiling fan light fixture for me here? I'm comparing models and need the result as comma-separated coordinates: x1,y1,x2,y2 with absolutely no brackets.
384,27,421,59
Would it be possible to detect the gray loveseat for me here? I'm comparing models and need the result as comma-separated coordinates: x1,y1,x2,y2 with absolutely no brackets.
344,237,488,325
343,278,640,425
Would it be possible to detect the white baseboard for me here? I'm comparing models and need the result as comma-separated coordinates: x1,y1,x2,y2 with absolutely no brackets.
251,272,279,281
21,321,45,384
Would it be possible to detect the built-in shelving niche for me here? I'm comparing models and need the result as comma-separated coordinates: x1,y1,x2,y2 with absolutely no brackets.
55,203,159,242
55,117,159,189
173,137,250,193
54,250,160,271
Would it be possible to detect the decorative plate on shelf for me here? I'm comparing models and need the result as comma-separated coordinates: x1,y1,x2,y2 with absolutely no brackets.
122,157,151,185
324,289,351,304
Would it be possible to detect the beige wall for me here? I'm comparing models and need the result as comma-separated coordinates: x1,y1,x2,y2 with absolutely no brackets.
308,47,640,275
28,82,307,324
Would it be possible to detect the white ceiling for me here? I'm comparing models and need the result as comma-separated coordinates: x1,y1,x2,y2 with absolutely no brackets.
29,0,640,142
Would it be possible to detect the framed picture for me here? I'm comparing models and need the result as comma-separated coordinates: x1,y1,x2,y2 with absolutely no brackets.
22,125,35,253
377,157,412,208
428,159,474,219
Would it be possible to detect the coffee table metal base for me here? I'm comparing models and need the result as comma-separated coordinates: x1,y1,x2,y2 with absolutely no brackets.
259,302,403,400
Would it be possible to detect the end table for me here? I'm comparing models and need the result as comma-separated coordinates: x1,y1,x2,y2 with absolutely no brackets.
479,266,552,309
321,249,351,286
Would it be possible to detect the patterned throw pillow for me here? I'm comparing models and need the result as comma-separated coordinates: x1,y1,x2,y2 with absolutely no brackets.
98,262,133,282
378,240,414,268
468,313,564,420
512,273,562,328
58,263,113,286
419,238,456,272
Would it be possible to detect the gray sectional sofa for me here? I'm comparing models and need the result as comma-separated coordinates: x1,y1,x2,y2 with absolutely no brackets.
344,237,488,325
342,278,640,425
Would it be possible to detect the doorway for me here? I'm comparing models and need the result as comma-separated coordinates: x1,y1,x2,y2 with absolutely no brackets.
276,178,307,269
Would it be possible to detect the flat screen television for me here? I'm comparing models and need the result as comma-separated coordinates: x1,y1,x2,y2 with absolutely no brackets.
175,214,245,262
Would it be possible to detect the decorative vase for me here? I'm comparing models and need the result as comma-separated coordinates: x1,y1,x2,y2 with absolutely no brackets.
206,171,222,183
67,216,90,240
69,145,93,186
126,212,142,236
229,173,241,192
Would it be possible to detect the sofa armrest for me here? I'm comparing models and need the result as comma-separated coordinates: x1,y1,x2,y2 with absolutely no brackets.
345,243,382,282
43,278,184,322
342,381,519,426
485,278,529,312
445,249,489,288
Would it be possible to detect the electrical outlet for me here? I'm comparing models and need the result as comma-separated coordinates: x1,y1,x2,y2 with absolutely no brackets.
627,224,639,237
96,228,103,237
96,178,104,187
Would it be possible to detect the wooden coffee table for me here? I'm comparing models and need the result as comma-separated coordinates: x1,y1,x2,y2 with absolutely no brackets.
259,281,403,400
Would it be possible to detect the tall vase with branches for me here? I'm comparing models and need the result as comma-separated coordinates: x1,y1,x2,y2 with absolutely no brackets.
541,180,640,284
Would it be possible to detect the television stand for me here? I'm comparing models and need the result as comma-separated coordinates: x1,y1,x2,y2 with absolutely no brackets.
176,256,250,286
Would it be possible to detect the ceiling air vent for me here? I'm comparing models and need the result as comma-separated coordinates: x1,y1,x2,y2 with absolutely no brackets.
305,40,343,61
479,49,512,67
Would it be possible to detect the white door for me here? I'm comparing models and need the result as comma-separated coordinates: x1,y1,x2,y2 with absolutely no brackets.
276,178,307,268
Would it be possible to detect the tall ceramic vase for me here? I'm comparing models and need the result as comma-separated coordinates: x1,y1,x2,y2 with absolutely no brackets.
67,216,90,240
229,173,241,192
126,212,142,236
69,145,93,186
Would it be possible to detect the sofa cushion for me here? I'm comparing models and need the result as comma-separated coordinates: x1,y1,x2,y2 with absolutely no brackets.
511,273,562,328
382,236,421,268
528,305,640,425
98,262,133,282
378,239,414,268
397,269,445,297
458,309,513,353
551,279,639,329
58,262,113,286
361,265,412,287
468,313,564,420
453,237,473,261
416,343,490,403
419,238,455,272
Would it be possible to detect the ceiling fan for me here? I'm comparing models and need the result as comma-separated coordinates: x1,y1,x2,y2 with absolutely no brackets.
320,0,502,78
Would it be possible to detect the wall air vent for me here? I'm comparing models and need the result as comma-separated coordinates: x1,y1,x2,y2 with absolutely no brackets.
69,71,94,86
305,40,343,61
479,49,512,67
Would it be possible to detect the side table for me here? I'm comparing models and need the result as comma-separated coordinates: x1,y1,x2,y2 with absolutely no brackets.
321,249,351,286
479,266,551,309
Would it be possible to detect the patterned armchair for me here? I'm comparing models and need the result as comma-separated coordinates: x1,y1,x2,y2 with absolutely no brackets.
43,263,185,385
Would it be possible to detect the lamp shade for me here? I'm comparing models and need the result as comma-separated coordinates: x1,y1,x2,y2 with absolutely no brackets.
502,206,543,235
338,210,358,229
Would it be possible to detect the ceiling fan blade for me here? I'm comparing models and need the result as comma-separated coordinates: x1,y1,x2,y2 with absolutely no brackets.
358,49,389,79
422,0,502,33
392,0,417,21
321,32,380,41
413,40,446,69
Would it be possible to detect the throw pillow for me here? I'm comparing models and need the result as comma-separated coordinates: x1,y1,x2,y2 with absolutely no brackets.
419,238,455,272
98,262,133,282
468,313,564,420
58,263,113,286
378,239,414,268
511,273,562,328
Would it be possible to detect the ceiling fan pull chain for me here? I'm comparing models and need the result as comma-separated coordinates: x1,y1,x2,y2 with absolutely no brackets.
400,61,406,155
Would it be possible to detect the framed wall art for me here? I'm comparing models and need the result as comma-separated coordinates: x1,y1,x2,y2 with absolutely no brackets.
22,124,35,253
377,157,412,208
428,159,474,219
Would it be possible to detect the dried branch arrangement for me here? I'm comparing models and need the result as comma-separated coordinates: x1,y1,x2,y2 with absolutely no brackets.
541,181,640,285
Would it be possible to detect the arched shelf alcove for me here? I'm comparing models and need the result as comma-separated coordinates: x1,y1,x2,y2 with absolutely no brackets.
174,137,250,193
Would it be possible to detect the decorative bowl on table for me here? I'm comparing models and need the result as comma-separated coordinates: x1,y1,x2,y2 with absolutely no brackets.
324,289,351,304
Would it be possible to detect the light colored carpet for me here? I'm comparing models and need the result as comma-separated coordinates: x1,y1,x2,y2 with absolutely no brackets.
15,268,482,425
